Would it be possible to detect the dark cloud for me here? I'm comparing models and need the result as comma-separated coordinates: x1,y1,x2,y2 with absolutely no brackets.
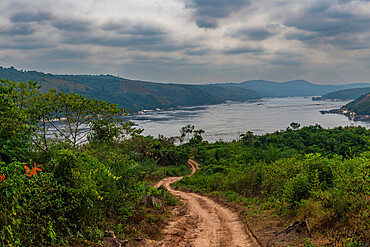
330,35,370,50
5,35,57,49
187,0,250,18
101,21,165,36
129,56,206,71
40,49,90,60
269,59,302,66
10,10,90,32
286,30,370,50
69,35,164,48
62,31,191,52
284,1,370,39
63,20,193,52
243,29,271,40
184,48,211,56
51,19,90,31
10,11,52,23
266,23,285,31
0,38,54,49
282,1,370,51
0,23,35,36
195,17,218,28
285,32,317,42
186,0,250,28
264,51,303,67
227,28,272,41
224,46,264,54
286,17,348,34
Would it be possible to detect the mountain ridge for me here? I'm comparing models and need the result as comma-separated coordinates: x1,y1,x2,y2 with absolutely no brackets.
0,66,260,111
312,87,370,101
344,93,370,116
2,66,370,111
222,79,370,97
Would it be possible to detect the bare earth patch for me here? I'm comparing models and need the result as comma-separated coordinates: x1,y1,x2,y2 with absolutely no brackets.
146,159,259,247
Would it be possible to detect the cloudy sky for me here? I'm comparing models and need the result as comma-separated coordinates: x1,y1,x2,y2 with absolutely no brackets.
0,0,370,84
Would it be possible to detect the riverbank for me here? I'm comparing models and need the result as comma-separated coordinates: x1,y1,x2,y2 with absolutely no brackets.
320,108,370,122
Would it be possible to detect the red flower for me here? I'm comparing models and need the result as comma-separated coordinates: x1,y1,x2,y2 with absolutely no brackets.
24,165,30,174
25,163,43,177
0,173,5,183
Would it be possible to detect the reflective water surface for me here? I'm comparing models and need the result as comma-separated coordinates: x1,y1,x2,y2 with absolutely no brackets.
130,97,370,142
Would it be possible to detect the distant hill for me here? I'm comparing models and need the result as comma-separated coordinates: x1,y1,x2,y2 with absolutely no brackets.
312,87,370,101
0,66,90,92
2,66,370,111
0,66,260,111
344,93,370,116
320,93,370,121
222,79,370,97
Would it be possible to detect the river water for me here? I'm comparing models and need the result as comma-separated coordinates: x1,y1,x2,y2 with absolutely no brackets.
129,97,370,142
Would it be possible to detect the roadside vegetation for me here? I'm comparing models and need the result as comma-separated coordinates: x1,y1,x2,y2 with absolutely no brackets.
1,79,369,246
176,123,370,246
0,79,190,246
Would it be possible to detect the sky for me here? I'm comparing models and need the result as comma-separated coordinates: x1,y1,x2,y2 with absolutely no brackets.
0,0,370,85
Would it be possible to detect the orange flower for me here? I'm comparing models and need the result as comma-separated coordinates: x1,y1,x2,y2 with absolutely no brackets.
25,163,43,177
24,165,30,174
0,173,5,183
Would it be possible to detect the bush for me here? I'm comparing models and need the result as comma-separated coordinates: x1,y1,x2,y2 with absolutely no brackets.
0,162,78,246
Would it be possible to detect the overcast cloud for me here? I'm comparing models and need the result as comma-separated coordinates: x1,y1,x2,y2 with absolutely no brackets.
0,0,369,84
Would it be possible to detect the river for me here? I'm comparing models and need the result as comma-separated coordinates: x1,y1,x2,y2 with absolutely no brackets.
129,97,370,142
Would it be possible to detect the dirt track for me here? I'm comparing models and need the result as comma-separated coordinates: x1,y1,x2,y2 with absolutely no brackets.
153,159,259,247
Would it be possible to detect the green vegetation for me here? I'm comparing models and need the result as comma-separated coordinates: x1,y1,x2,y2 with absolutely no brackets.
176,125,370,245
1,77,369,246
344,93,370,116
0,79,190,246
319,93,370,122
221,79,370,97
3,66,370,111
312,87,370,101
0,66,260,111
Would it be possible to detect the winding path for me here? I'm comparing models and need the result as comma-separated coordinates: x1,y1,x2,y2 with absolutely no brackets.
154,159,259,247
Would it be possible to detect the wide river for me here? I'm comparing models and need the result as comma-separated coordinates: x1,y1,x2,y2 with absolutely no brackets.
130,97,370,142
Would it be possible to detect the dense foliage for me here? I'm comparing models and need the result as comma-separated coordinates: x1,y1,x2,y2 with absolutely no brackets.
255,125,368,158
344,93,370,116
220,79,370,97
0,79,189,246
0,66,260,111
177,126,370,245
1,77,370,246
312,87,370,101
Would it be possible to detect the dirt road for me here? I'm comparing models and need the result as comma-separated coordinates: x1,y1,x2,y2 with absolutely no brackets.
154,159,259,247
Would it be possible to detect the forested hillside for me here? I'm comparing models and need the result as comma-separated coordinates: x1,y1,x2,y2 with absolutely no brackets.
321,93,370,121
344,93,370,115
223,79,370,97
0,67,260,111
3,66,370,111
312,87,370,101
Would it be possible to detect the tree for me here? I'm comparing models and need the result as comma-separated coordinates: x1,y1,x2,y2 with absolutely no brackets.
290,122,301,130
1,79,136,156
190,129,205,144
33,89,133,148
0,79,40,163
180,124,195,143
240,131,255,146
